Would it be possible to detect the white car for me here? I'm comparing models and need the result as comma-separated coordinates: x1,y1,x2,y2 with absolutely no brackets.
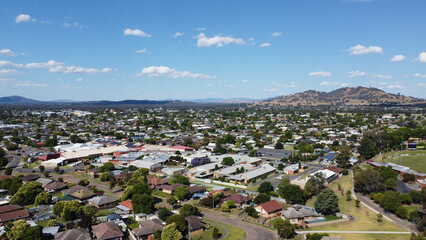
276,176,282,180
297,176,302,180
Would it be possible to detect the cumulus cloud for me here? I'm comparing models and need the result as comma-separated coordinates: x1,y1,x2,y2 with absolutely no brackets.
272,32,282,37
138,66,215,79
173,32,184,38
15,81,47,87
196,28,205,31
414,73,426,78
387,83,403,89
135,49,147,53
320,81,348,87
347,44,383,55
260,43,271,47
419,52,426,62
390,55,406,62
348,70,391,79
195,33,245,47
15,14,36,23
309,71,332,77
124,28,151,37
0,69,20,75
0,49,16,56
348,71,367,77
1,59,113,74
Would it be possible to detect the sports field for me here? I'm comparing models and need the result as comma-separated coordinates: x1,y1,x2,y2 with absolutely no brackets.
383,153,426,173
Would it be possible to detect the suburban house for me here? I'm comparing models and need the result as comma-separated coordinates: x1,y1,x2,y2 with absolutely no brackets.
44,181,67,192
68,189,96,202
117,199,133,214
157,184,187,194
131,219,164,240
283,164,299,175
88,195,117,209
0,204,30,225
54,228,92,240
224,194,251,208
91,221,124,240
228,164,276,184
281,206,322,225
147,175,166,188
309,169,338,183
254,200,283,218
185,215,204,235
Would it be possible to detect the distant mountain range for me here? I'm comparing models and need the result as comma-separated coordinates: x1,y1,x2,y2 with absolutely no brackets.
0,95,262,105
1,87,425,106
258,86,425,106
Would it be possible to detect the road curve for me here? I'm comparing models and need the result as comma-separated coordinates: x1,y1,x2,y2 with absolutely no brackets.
201,210,277,240
298,231,411,234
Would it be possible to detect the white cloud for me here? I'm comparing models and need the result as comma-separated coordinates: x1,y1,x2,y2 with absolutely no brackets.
346,44,383,55
0,49,16,56
348,70,392,79
15,14,36,23
414,73,426,78
63,22,82,28
272,32,282,37
25,60,113,74
387,83,403,89
348,70,367,77
309,71,332,77
76,78,83,82
260,43,271,47
135,49,147,53
15,81,47,87
0,69,20,75
0,61,23,68
419,52,426,62
124,28,151,37
196,28,205,31
242,79,249,83
139,66,215,79
224,85,235,88
417,83,426,88
195,33,245,47
320,81,348,87
206,84,213,87
173,32,184,38
390,55,406,62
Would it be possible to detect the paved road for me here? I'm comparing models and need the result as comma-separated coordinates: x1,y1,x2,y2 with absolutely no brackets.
201,210,277,240
396,179,412,194
298,231,411,234
6,155,22,168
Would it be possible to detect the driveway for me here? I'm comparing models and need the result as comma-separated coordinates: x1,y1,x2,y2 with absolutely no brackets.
201,210,277,240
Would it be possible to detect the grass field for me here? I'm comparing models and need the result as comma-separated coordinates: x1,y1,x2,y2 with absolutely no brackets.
383,154,426,173
327,233,410,240
193,219,227,240
203,219,247,240
305,175,405,232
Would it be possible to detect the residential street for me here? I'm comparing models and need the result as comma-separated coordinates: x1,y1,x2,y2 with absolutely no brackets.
201,210,277,240
298,231,411,234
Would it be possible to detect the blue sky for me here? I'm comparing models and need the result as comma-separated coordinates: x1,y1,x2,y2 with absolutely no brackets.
1,0,426,101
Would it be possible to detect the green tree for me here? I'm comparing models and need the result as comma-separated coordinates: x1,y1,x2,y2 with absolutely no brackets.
166,214,186,233
277,178,305,204
212,227,220,239
158,207,172,221
133,181,152,195
258,181,274,194
174,186,189,200
354,169,384,194
169,175,190,185
10,181,43,205
35,192,52,205
358,138,377,159
275,142,284,149
221,157,235,166
79,179,90,186
336,145,352,169
132,193,155,214
6,219,43,240
99,172,111,181
253,193,271,204
161,223,183,240
276,219,296,239
304,173,326,198
179,204,200,217
314,188,340,215
98,162,115,172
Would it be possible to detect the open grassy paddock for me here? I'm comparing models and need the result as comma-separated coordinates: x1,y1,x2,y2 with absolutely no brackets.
305,175,406,232
327,233,410,240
